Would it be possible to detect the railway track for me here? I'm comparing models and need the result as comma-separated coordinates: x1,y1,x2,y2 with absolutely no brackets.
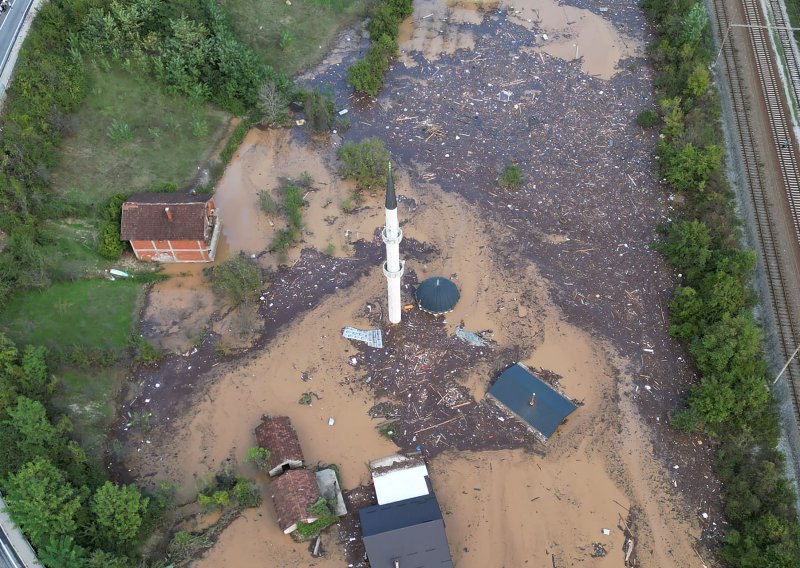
710,0,800,421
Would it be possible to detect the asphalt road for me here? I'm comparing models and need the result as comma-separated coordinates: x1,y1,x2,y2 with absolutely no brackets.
0,0,34,77
0,527,22,568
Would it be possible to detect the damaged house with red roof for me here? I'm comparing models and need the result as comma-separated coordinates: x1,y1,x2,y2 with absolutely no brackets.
120,193,221,262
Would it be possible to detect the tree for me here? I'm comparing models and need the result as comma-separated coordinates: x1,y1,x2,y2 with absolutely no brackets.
2,457,83,549
0,396,64,479
19,345,54,401
257,80,287,125
91,482,149,550
665,142,723,193
38,535,87,568
654,219,712,276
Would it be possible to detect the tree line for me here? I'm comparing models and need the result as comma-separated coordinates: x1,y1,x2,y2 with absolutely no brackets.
642,0,800,564
0,333,157,567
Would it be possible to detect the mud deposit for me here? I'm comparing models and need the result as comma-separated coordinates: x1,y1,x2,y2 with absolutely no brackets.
114,1,723,567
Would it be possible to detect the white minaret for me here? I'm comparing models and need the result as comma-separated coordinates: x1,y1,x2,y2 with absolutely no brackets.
382,163,404,324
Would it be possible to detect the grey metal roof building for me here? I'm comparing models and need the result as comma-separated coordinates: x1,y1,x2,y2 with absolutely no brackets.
488,363,578,439
359,493,453,568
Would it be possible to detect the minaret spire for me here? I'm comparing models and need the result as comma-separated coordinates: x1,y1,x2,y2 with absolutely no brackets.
385,162,397,209
382,161,404,324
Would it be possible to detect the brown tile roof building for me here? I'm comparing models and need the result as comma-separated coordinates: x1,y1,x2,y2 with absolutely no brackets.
271,469,322,534
120,193,215,241
255,416,305,477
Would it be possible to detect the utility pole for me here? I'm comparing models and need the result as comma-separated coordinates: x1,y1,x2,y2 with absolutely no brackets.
714,23,800,66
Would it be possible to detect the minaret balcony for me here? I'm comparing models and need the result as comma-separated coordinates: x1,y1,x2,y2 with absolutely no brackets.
381,227,403,245
383,260,405,279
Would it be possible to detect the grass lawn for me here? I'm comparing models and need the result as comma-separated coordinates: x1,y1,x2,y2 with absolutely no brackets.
50,66,230,205
0,280,142,358
41,220,108,281
220,0,372,77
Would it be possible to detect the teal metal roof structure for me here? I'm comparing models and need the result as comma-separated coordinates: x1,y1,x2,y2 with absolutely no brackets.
415,277,460,315
487,363,577,439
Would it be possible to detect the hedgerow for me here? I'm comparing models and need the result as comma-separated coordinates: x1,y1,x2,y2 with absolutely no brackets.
643,0,800,563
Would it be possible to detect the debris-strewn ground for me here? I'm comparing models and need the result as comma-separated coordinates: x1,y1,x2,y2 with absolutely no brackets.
112,2,725,567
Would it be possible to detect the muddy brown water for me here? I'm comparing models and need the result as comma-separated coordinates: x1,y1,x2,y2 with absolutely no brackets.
111,2,723,566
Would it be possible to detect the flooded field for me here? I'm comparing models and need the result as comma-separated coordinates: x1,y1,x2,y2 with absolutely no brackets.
115,1,722,567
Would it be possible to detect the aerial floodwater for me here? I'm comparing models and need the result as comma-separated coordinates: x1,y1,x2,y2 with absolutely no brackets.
117,1,721,567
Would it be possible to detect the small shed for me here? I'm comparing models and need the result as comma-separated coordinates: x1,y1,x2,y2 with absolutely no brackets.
415,277,460,315
271,469,322,534
487,363,578,440
359,493,453,567
369,454,432,505
254,416,305,477
120,193,221,262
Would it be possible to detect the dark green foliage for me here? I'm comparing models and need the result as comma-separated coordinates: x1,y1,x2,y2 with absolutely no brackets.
636,109,659,128
347,0,406,96
653,220,712,275
91,482,150,551
270,183,305,253
39,535,88,568
81,0,286,115
368,3,401,41
232,478,261,508
498,164,523,189
208,252,263,306
645,0,800,563
336,138,390,189
295,497,337,540
96,193,129,259
304,89,335,133
2,457,83,549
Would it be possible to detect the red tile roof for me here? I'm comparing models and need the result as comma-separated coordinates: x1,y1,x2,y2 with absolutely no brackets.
120,193,213,241
271,469,322,532
255,416,305,471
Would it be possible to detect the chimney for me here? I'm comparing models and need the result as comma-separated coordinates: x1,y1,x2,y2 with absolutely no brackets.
165,207,174,221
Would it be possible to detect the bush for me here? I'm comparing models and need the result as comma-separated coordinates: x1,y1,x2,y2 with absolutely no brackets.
243,446,271,470
304,88,335,133
636,109,659,128
369,4,401,41
208,252,263,306
258,190,281,216
498,164,523,189
232,478,261,508
295,497,337,540
336,138,390,189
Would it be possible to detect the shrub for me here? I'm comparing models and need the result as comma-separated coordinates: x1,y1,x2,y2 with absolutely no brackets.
243,446,271,470
336,138,390,189
208,252,263,306
295,497,337,540
197,490,229,511
106,119,134,142
636,109,659,128
304,89,335,134
232,478,261,508
498,164,523,189
258,190,281,216
369,4,401,41
279,29,295,51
